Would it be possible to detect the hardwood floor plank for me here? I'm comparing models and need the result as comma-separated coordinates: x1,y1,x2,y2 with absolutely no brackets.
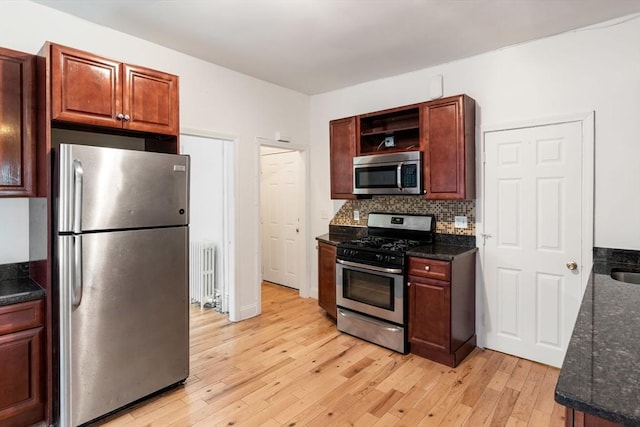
91,283,567,427
510,362,547,422
461,387,501,426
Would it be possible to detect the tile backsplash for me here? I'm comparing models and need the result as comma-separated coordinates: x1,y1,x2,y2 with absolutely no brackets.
330,196,475,236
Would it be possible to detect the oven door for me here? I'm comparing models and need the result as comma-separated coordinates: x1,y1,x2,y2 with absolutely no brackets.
336,259,404,325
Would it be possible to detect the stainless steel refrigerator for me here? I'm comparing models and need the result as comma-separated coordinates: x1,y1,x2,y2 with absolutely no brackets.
54,143,190,426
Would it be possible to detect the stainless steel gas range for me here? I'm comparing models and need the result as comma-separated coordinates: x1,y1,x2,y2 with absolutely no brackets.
335,212,435,353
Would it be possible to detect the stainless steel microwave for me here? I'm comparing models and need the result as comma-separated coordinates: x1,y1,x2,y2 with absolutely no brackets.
353,151,422,195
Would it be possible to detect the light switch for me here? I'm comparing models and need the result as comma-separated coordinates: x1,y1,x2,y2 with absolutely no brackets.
353,210,360,221
454,216,468,228
321,210,328,219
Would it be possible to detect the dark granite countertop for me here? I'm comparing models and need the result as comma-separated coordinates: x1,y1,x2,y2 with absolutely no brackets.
316,232,359,246
0,278,46,307
0,262,46,307
406,244,477,261
316,229,477,260
555,261,640,425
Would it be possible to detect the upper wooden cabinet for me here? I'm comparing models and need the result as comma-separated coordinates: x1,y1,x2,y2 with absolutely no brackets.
50,44,179,136
0,47,37,197
328,94,476,200
358,104,420,155
421,94,476,199
329,117,358,199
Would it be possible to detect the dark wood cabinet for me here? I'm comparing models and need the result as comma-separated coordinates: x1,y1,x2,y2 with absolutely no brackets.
317,241,337,319
51,43,179,136
358,104,420,154
407,253,476,367
0,300,45,427
565,407,623,426
328,94,476,200
329,117,358,199
421,94,476,199
0,47,37,197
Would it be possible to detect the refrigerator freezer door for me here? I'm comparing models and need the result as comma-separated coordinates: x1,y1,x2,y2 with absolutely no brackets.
59,226,189,426
58,144,189,233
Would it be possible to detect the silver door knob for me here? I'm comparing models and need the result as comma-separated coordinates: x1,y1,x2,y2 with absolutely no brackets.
566,261,578,271
424,265,430,271
123,114,131,121
116,113,124,120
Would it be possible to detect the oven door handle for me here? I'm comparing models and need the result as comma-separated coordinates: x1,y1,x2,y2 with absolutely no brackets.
337,258,403,275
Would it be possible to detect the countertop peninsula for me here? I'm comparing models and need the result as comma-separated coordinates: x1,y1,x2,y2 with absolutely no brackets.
555,259,640,425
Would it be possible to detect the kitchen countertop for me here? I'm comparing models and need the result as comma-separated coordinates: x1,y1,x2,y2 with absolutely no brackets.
0,278,46,307
407,244,477,261
316,232,477,260
555,261,640,425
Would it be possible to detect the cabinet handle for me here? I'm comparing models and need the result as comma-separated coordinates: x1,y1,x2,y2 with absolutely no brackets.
424,265,430,271
123,114,131,121
407,281,411,287
116,113,124,120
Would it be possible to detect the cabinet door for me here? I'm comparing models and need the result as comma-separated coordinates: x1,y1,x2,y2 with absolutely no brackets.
408,275,451,352
123,64,179,135
422,95,475,199
0,327,45,426
329,117,357,199
51,44,123,129
317,242,337,319
0,47,36,197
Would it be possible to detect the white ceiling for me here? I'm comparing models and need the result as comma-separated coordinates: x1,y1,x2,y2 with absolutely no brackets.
31,0,640,95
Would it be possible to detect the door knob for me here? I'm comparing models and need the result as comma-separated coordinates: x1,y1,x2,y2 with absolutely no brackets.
566,261,578,271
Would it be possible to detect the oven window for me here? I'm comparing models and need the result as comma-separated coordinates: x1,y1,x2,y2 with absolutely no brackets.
343,269,394,310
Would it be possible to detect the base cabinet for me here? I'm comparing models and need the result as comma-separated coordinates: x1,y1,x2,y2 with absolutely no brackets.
0,300,45,427
565,408,623,427
407,252,476,367
317,241,337,319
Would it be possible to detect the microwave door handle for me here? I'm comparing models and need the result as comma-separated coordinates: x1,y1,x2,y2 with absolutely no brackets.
396,162,403,190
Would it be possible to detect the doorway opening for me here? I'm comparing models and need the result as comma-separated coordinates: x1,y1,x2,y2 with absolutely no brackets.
181,133,235,317
259,140,308,297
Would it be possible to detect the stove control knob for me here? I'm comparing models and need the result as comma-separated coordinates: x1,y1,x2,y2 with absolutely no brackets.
375,254,383,261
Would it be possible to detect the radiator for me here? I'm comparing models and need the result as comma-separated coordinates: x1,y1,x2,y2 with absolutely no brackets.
189,242,216,310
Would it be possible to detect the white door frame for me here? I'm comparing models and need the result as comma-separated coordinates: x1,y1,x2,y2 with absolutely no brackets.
181,128,237,320
476,112,594,349
257,137,310,299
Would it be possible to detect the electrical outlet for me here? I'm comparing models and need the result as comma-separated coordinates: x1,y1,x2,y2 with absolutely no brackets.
454,216,468,228
353,210,360,221
320,210,328,219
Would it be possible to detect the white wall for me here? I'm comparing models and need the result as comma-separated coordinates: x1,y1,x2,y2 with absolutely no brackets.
0,0,310,321
308,15,640,296
180,135,227,292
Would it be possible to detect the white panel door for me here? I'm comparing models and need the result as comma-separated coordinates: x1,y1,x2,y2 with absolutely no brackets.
261,150,300,289
483,121,583,367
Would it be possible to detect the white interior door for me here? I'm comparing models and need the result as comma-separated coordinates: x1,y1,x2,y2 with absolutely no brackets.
483,121,585,367
261,149,300,289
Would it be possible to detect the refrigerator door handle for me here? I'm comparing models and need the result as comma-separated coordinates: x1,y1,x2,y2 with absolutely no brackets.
73,159,84,234
73,235,83,308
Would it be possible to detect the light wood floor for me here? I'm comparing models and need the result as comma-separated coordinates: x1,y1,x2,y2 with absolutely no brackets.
97,283,566,426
